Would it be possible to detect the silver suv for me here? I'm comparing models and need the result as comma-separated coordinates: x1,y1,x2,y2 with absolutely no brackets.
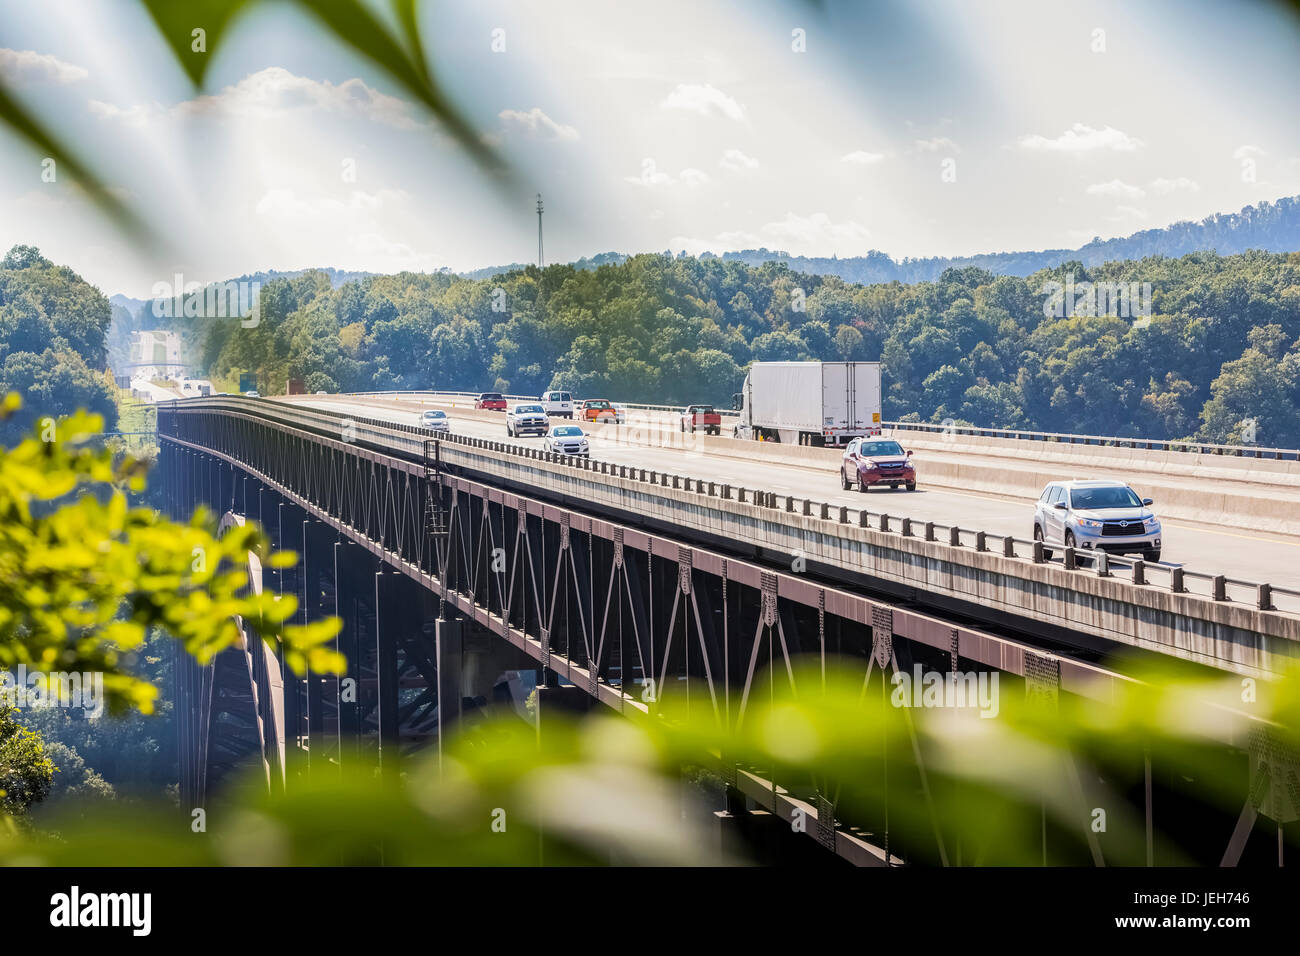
1033,479,1162,562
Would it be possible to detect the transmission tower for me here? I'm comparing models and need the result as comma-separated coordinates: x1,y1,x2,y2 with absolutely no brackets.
536,193,544,267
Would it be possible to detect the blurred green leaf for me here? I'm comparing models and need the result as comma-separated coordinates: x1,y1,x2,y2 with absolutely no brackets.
0,85,155,247
138,0,255,87
294,0,505,175
0,0,507,249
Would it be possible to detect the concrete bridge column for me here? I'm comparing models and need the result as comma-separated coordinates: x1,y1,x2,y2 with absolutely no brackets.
434,615,462,768
331,537,367,766
374,569,399,766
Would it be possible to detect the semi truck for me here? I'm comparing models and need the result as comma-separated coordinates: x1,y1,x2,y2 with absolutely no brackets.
732,361,882,446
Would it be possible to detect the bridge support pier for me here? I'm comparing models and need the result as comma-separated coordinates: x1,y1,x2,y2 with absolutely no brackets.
435,616,463,765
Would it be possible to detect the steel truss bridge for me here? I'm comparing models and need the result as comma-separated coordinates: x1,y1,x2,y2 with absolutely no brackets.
158,399,1294,866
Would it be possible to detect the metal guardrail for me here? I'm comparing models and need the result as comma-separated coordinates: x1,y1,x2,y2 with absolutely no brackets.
883,420,1300,460
333,390,733,417
172,397,1300,615
328,391,1287,453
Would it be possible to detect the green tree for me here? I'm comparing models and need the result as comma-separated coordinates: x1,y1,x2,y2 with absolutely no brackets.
833,323,864,360
0,703,53,815
0,394,342,719
1198,325,1300,444
0,350,116,445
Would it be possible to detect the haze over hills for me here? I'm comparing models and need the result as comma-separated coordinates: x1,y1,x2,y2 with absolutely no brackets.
112,267,378,316
465,196,1300,283
712,196,1300,285
110,196,1300,300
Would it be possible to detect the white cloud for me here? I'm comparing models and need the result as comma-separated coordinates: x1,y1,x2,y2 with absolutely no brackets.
92,67,425,130
1111,205,1148,222
671,212,869,255
1086,179,1146,199
0,48,87,85
1149,176,1200,195
87,99,156,129
252,188,439,272
625,159,675,187
624,160,709,188
659,83,745,121
498,107,579,141
1017,123,1143,153
912,137,960,153
760,212,869,247
841,150,885,165
254,188,391,220
1233,144,1264,160
719,148,759,171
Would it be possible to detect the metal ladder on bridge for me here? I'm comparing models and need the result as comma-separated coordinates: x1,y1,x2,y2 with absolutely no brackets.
423,439,450,540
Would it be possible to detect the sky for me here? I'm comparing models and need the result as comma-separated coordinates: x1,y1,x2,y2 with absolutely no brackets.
1,0,1299,297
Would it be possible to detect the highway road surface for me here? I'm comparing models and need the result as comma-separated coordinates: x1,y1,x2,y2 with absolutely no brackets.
287,396,1300,599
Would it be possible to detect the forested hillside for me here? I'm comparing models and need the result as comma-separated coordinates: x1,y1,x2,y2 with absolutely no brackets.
0,245,117,442
186,248,1300,447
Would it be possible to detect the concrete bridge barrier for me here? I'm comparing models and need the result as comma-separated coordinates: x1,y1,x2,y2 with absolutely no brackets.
286,393,1300,537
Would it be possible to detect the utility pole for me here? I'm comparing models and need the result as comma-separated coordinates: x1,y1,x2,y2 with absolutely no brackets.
536,193,544,268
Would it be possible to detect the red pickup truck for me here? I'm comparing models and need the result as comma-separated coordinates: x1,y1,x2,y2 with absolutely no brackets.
680,404,722,435
474,391,507,411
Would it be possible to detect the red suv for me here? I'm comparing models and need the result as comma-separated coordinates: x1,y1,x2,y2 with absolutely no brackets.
475,391,507,411
841,437,916,491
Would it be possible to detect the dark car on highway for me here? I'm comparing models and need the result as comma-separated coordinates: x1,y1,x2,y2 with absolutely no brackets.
840,438,916,491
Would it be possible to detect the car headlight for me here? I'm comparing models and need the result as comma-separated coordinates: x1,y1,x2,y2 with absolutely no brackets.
1077,518,1103,529
1144,516,1160,529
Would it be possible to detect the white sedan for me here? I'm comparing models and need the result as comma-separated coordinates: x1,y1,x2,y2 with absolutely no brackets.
419,408,450,432
543,424,590,457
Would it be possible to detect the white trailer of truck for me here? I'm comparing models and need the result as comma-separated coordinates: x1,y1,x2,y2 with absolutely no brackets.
733,361,881,446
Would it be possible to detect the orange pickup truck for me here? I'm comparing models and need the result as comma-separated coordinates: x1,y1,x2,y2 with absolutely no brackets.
579,399,618,423
680,404,721,435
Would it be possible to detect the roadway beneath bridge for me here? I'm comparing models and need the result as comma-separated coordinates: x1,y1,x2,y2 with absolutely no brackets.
286,395,1300,598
